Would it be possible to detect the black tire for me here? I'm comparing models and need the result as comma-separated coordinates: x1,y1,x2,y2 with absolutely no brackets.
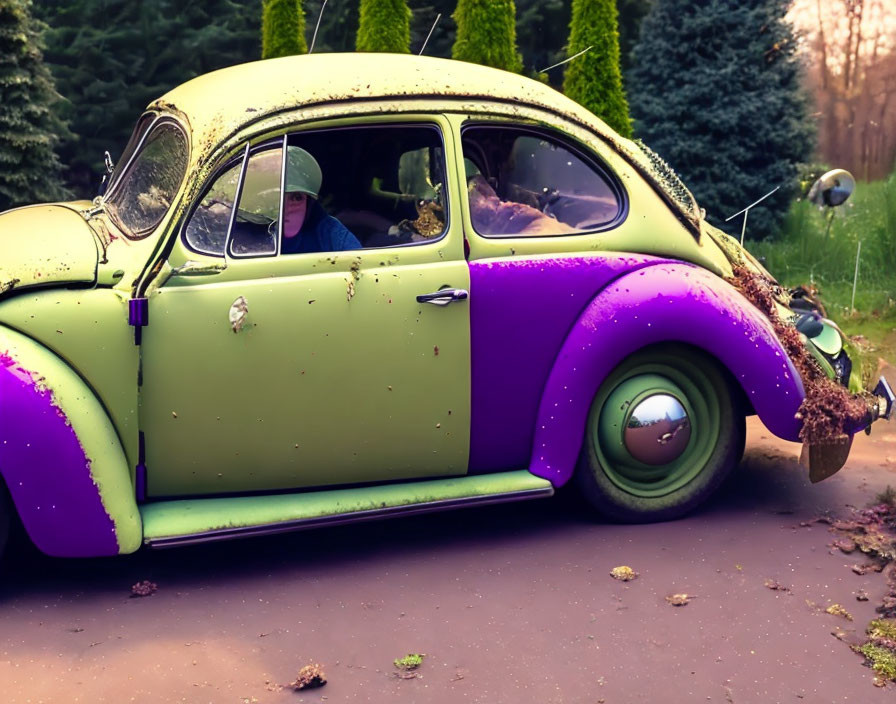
575,344,745,523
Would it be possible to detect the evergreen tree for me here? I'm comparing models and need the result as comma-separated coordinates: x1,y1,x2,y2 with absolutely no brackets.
562,0,632,137
304,0,359,52
628,0,814,239
357,0,411,53
409,1,455,57
516,0,568,85
452,0,522,73
262,0,307,59
34,0,260,197
0,0,68,209
617,0,653,72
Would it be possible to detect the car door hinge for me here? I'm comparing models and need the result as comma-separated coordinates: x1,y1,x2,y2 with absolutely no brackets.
135,431,147,503
128,297,148,345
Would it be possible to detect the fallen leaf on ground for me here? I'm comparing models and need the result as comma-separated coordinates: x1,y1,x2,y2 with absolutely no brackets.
665,593,694,606
852,562,885,575
290,663,326,690
130,580,157,597
826,603,854,620
833,539,857,553
610,566,638,581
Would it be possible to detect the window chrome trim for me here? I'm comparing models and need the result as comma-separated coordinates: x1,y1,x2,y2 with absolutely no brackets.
102,111,157,199
180,143,250,258
226,137,284,260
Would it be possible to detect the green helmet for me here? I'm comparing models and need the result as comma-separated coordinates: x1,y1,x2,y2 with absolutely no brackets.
285,146,322,199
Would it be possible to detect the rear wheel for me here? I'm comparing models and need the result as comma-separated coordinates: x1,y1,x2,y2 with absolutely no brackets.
575,345,745,522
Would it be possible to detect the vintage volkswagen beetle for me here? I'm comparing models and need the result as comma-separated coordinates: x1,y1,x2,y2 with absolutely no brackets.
0,54,892,561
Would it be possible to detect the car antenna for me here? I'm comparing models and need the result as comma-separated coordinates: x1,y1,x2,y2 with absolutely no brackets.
724,185,781,245
309,0,327,54
537,46,593,74
419,13,442,56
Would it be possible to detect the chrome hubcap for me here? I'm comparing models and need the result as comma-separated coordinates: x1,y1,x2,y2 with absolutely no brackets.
624,394,691,466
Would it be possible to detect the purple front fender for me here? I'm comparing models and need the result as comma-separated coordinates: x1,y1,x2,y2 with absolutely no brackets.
530,263,805,485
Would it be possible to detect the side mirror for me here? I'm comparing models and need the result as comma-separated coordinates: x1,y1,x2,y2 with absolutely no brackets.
807,169,855,208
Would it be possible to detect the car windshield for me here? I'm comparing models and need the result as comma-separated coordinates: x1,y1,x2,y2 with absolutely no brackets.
105,119,188,239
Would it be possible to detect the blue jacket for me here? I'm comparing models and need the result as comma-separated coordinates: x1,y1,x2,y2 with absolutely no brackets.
281,200,361,254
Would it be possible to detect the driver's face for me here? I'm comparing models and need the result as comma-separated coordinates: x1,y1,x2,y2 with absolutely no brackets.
283,191,308,237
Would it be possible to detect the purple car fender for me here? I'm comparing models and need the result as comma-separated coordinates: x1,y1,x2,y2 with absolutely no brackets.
525,262,804,485
0,326,141,557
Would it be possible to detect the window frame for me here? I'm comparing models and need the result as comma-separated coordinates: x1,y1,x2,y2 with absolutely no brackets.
279,121,451,253
180,143,249,258
459,122,629,239
225,137,286,260
178,118,455,260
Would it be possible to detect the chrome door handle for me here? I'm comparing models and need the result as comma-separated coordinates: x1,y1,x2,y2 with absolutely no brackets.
416,288,469,306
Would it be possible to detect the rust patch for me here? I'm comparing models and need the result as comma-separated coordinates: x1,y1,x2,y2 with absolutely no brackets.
729,265,871,443
0,278,20,295
229,296,249,333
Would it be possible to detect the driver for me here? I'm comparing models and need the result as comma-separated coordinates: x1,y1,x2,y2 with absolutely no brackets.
281,146,361,254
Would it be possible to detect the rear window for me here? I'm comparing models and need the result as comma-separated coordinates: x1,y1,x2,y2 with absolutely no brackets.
461,125,624,237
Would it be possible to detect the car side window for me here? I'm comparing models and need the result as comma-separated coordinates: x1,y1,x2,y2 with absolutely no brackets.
183,152,244,256
461,125,624,237
282,124,448,253
228,145,282,258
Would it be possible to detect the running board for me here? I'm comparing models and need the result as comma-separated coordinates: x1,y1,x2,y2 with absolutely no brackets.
141,470,553,548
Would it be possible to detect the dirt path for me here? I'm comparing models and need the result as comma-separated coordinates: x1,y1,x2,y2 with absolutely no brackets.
2,390,895,702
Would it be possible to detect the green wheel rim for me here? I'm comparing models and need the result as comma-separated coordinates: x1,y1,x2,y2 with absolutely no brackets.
587,355,722,498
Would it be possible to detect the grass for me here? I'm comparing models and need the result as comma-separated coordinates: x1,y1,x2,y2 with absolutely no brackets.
747,169,896,362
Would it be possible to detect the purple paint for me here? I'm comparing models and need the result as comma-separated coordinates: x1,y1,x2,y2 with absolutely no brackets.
0,353,119,557
468,254,673,472
526,263,804,485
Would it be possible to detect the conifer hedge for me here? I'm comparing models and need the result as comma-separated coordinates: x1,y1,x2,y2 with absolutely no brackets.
562,0,632,137
628,0,814,238
452,0,522,73
0,0,67,209
356,0,411,53
262,0,307,59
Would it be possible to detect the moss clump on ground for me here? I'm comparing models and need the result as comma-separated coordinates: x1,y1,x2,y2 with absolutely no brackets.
829,505,896,685
394,653,425,670
856,643,896,684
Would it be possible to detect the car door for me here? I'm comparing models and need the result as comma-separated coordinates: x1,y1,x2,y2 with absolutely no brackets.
139,116,471,498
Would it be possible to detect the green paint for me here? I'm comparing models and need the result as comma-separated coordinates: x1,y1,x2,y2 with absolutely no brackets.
587,356,721,498
0,326,141,554
0,204,97,294
142,114,471,497
141,470,551,540
0,289,140,468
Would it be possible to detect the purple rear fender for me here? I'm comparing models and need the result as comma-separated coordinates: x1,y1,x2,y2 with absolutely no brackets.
529,263,805,485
